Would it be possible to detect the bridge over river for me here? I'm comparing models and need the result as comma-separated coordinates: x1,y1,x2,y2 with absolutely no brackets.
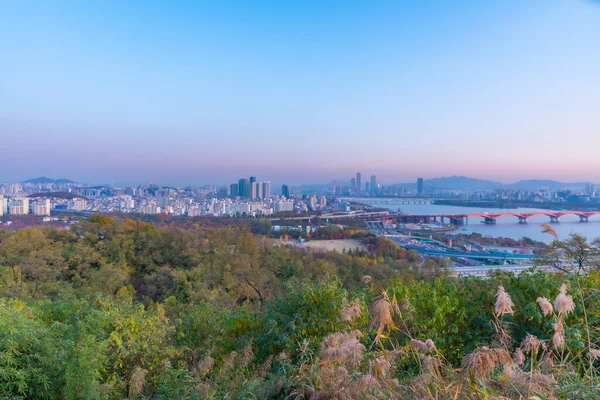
369,211,600,225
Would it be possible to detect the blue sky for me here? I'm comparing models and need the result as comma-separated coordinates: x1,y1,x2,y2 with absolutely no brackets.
1,0,599,185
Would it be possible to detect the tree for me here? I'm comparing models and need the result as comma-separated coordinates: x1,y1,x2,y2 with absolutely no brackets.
254,218,272,236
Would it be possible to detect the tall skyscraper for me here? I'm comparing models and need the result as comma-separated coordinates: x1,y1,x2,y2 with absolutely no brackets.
238,178,248,198
251,181,260,199
230,183,239,198
262,181,271,199
370,175,377,195
350,178,356,194
281,184,290,199
249,176,256,198
356,172,361,196
417,178,424,197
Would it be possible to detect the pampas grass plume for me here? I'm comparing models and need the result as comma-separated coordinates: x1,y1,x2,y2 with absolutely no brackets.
555,283,575,315
495,286,514,316
536,297,553,316
371,298,393,328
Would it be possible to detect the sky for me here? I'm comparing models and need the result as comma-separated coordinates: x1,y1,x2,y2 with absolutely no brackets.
1,0,600,186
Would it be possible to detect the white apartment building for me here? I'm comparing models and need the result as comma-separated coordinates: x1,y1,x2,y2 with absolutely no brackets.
139,204,162,214
0,195,7,216
9,197,29,215
69,199,87,211
32,199,51,216
274,200,294,213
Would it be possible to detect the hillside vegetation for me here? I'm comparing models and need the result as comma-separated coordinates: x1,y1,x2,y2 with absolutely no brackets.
0,217,599,399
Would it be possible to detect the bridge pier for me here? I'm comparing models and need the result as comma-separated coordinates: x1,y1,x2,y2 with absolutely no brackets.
484,217,496,224
518,216,527,224
550,216,559,223
580,216,589,222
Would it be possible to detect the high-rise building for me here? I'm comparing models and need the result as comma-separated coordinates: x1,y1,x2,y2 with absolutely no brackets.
251,181,260,199
9,197,29,215
32,199,51,216
238,179,248,198
217,186,228,199
0,195,6,216
67,198,86,211
356,173,361,196
417,178,424,197
365,182,370,194
262,181,271,199
308,195,317,210
274,200,294,213
230,183,239,198
351,178,356,194
370,175,377,195
281,184,290,199
332,180,337,194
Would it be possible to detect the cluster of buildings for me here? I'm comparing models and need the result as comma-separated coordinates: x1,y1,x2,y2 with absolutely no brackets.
333,173,425,197
0,177,334,218
0,195,87,216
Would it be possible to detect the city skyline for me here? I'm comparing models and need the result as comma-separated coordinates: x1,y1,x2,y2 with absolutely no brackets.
2,1,600,184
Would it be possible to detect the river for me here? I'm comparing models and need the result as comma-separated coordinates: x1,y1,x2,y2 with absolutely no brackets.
349,198,600,243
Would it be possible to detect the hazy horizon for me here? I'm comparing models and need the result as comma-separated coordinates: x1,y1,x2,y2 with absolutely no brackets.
2,1,600,185
7,174,600,188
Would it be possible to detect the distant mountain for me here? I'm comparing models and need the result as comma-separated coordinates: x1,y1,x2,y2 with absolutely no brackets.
22,177,79,185
393,176,503,190
424,176,503,190
507,180,590,191
391,176,594,191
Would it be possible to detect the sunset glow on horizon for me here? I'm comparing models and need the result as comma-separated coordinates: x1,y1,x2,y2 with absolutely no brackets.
2,1,600,185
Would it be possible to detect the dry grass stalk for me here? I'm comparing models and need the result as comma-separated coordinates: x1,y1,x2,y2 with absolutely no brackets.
495,286,514,316
340,298,362,322
552,318,565,350
539,351,555,371
370,298,393,328
462,347,512,379
536,297,554,316
514,348,525,366
541,223,558,240
400,298,410,311
255,355,273,379
129,366,147,397
521,334,545,355
410,338,436,352
372,356,392,378
422,355,441,374
193,356,215,379
588,349,600,361
240,341,254,368
554,283,575,315
320,330,366,366
512,372,558,399
221,351,238,373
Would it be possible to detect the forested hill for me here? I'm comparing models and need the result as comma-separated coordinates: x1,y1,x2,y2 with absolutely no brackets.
0,217,599,398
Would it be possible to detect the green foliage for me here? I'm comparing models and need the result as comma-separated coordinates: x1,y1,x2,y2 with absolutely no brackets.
256,279,347,360
1,221,600,398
